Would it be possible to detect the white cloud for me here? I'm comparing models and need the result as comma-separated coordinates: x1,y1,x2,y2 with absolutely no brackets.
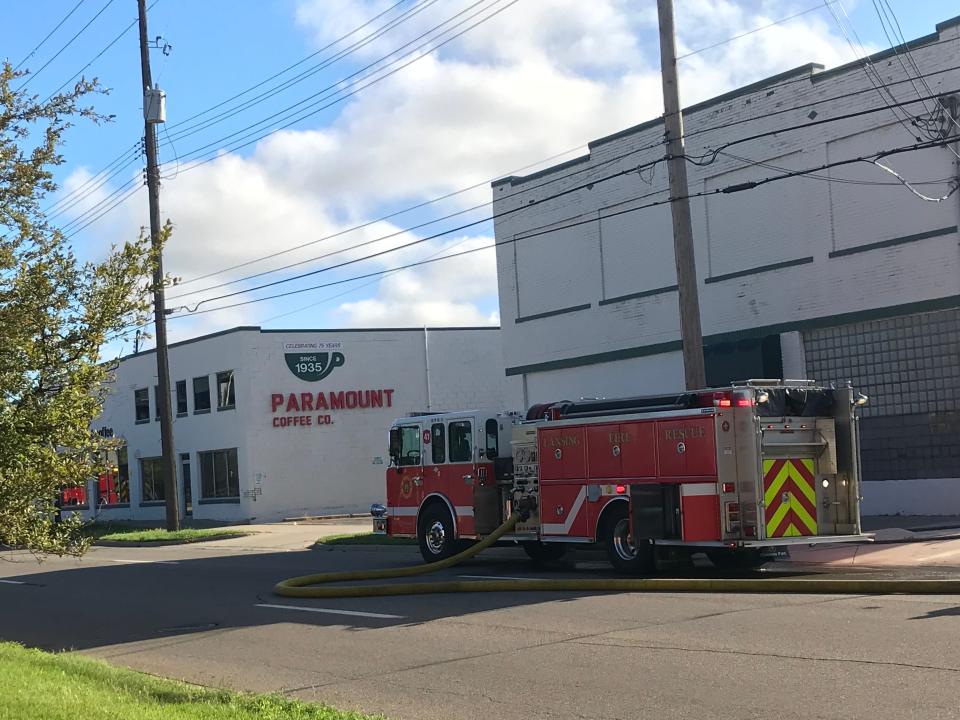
335,235,497,326
67,1,867,339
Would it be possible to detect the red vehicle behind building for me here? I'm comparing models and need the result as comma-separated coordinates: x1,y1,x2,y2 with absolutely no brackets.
373,381,868,570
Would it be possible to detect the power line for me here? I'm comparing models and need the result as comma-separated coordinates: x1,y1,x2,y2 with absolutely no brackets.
13,0,87,71
164,0,412,133
47,0,510,227
50,0,430,215
873,0,960,136
676,1,836,60
168,55,960,291
15,0,117,91
59,176,140,234
166,0,516,172
176,144,588,287
168,84,960,303
41,0,160,104
63,184,143,240
58,20,960,244
45,141,141,216
162,0,445,145
157,135,957,323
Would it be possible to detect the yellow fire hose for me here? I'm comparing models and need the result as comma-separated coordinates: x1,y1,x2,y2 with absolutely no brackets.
274,512,960,598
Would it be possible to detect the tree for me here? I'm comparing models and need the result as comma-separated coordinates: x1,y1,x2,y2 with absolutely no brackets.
0,62,155,555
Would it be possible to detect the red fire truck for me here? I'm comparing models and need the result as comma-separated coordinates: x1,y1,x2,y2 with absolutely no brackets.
372,381,868,571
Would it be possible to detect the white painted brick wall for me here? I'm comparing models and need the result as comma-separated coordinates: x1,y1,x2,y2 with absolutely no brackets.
493,22,960,388
91,327,507,522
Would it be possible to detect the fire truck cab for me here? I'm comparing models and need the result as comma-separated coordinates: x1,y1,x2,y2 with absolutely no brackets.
376,410,520,562
374,381,869,571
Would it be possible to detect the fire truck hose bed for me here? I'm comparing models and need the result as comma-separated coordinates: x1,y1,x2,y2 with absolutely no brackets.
273,512,960,599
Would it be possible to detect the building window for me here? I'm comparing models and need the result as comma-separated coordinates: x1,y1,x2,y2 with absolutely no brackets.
485,418,499,459
140,457,165,502
134,388,150,424
99,446,130,505
449,420,472,463
199,448,239,499
193,376,211,414
154,385,160,421
60,484,87,508
216,370,235,410
431,423,446,464
176,380,188,416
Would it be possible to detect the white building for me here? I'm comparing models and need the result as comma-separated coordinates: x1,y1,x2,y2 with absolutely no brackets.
492,17,960,515
69,326,507,523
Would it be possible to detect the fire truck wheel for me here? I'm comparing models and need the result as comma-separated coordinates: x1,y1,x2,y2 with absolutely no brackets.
418,504,456,562
521,541,568,564
605,506,654,574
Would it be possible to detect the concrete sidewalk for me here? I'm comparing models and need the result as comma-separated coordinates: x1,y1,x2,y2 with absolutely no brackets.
196,517,371,551
785,536,960,568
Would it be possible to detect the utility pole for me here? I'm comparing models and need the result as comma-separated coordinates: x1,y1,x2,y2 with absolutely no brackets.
657,0,706,390
138,0,179,530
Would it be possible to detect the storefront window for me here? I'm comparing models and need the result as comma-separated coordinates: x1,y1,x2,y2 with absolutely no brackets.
199,448,239,499
99,446,130,506
431,423,445,464
60,484,87,508
449,421,472,463
140,457,165,502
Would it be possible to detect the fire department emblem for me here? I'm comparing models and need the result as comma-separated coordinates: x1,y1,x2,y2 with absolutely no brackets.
283,341,345,382
400,477,413,498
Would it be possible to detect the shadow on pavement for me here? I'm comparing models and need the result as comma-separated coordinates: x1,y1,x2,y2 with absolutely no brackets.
0,544,859,654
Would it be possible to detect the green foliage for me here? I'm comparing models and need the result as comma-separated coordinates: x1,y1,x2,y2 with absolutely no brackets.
0,642,384,720
0,62,155,555
90,527,250,544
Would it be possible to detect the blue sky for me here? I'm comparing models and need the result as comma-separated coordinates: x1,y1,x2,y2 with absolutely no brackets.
2,0,953,352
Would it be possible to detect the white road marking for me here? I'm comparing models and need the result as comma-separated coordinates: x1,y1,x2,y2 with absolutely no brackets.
254,603,403,619
459,574,534,581
102,558,180,565
0,579,26,585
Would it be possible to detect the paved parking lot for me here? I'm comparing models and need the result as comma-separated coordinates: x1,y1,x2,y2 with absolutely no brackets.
2,538,960,720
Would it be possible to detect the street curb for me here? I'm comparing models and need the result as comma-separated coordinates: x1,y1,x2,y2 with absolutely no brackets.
312,543,418,553
284,514,369,522
868,533,960,545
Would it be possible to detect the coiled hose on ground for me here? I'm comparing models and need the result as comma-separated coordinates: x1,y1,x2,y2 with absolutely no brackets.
274,512,960,598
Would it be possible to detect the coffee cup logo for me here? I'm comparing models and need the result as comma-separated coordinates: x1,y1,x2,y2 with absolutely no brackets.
283,341,345,382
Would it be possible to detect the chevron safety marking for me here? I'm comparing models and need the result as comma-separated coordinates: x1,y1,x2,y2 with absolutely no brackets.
763,458,817,538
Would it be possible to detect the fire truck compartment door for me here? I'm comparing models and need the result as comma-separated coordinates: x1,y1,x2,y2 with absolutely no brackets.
656,418,717,478
586,422,656,479
540,484,589,537
630,483,681,540
538,427,586,481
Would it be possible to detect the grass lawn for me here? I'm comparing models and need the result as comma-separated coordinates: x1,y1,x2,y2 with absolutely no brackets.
0,642,381,720
315,532,416,546
82,523,250,544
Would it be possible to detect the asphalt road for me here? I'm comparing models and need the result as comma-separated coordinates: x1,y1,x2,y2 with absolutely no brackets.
1,541,959,720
